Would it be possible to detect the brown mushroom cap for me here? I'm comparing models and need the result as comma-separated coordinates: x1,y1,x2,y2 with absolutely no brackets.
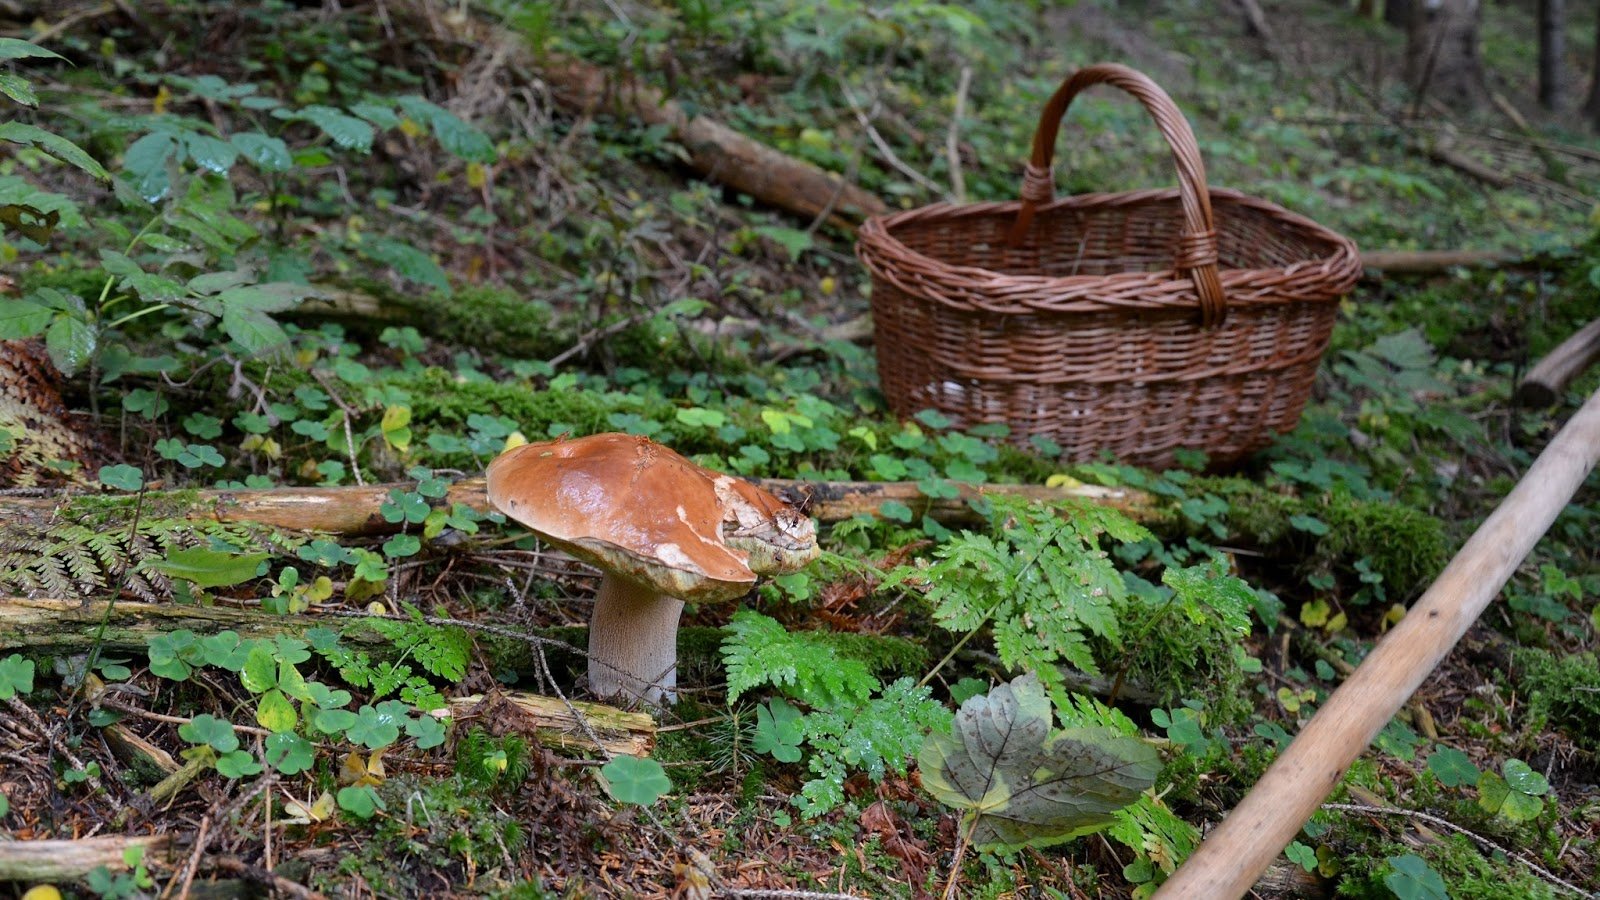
486,433,819,603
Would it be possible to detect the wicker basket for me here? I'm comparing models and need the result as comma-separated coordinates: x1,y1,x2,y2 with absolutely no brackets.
856,63,1362,469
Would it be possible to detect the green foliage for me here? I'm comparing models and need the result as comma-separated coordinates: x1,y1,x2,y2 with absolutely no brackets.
143,546,268,587
0,654,33,699
722,610,876,705
1384,854,1449,900
886,497,1151,682
0,515,294,603
599,755,673,806
919,673,1158,851
1511,648,1600,753
1426,745,1481,788
794,677,949,817
1476,759,1550,822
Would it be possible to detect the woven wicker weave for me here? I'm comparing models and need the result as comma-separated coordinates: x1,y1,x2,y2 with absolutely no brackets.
856,63,1362,469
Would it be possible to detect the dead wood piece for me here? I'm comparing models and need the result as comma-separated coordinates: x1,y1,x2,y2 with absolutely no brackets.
1156,382,1600,898
1516,316,1600,407
535,52,886,226
449,691,655,757
0,476,1156,536
0,834,173,882
1358,248,1519,274
0,598,654,757
389,0,886,228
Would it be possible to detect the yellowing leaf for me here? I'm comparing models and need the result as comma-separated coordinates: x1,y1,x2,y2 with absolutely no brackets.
1299,599,1331,628
281,789,336,824
819,276,837,296
1045,474,1083,489
466,161,487,189
503,431,528,451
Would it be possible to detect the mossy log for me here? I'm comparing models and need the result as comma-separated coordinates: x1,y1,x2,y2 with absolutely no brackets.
0,834,172,882
0,476,1157,536
0,598,654,757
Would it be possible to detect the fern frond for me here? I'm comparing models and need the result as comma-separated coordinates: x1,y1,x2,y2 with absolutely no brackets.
721,610,878,706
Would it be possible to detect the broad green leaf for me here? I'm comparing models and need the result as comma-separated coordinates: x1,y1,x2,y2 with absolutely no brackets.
295,105,374,152
230,132,292,172
240,644,278,693
145,547,268,588
0,122,108,179
222,305,289,356
0,72,38,106
255,689,298,733
918,673,1158,851
1501,758,1550,796
0,654,35,699
752,698,804,763
363,238,449,293
599,755,672,805
395,94,494,162
216,749,262,778
1426,745,1480,788
97,461,144,490
337,785,383,819
265,732,314,775
121,131,176,199
1383,854,1448,900
180,131,238,173
45,314,94,376
1477,770,1544,821
179,714,240,753
0,298,51,339
0,39,65,61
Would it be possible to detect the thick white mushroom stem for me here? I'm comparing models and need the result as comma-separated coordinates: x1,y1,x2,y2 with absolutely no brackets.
587,575,685,706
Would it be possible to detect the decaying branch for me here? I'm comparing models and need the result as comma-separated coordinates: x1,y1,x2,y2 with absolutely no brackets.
0,598,655,756
0,834,173,882
0,476,1157,536
1516,316,1600,407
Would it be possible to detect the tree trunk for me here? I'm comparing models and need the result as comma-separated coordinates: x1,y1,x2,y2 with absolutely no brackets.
1539,0,1566,110
1586,2,1600,128
1408,0,1488,110
1383,0,1413,29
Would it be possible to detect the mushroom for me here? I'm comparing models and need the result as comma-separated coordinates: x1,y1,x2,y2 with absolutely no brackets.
485,432,819,705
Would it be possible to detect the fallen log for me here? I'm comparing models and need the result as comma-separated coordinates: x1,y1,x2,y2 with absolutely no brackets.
1358,248,1520,274
1515,315,1600,407
0,834,172,882
1155,382,1600,898
0,476,1157,535
0,598,655,757
535,52,887,227
390,0,885,228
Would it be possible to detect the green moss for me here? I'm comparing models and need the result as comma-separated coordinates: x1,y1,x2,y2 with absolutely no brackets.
1512,647,1600,753
1196,477,1447,595
388,284,562,360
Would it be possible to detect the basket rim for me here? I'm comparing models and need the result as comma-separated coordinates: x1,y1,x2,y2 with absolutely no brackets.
856,186,1362,315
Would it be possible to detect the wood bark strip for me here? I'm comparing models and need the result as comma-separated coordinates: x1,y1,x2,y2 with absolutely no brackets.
0,598,655,757
1,476,1157,535
1515,316,1600,407
1155,381,1600,898
0,834,172,881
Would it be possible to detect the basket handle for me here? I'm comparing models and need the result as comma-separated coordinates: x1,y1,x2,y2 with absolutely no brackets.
1005,63,1227,327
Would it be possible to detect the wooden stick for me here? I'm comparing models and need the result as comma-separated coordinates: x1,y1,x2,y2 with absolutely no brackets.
0,834,172,881
1154,383,1600,899
1358,248,1519,274
1516,316,1600,407
0,598,655,756
0,476,1156,535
